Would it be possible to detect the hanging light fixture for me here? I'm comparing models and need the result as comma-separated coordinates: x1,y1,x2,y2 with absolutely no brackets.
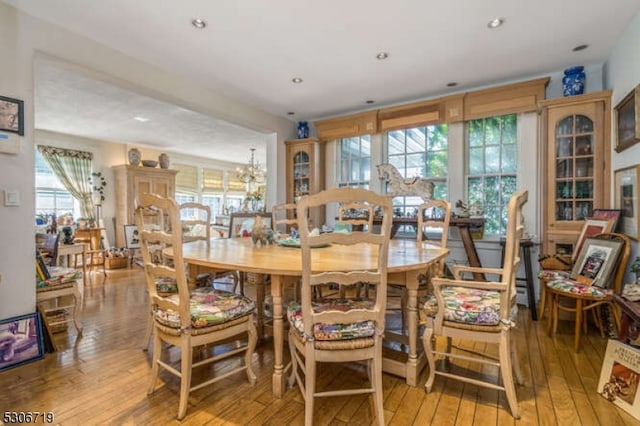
236,148,266,186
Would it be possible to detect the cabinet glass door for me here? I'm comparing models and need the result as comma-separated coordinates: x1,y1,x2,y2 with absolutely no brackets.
292,150,310,202
554,114,595,221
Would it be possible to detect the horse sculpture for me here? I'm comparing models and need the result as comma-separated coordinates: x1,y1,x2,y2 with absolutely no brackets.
376,163,434,201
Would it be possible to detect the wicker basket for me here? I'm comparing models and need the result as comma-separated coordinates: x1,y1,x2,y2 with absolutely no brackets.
47,309,68,333
105,256,128,270
538,254,572,271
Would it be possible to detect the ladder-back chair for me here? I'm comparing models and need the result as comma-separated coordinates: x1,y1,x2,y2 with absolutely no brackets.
421,190,528,419
288,187,393,426
137,193,257,420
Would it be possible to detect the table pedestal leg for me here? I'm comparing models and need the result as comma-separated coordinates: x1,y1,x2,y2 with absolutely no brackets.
406,270,419,386
271,275,285,398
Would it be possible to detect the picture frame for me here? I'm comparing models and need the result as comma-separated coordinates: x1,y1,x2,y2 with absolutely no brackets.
614,84,640,153
0,312,45,372
0,95,24,136
570,236,624,287
228,212,272,238
592,209,623,233
615,165,640,239
598,339,640,420
0,96,24,136
572,218,615,263
124,224,140,249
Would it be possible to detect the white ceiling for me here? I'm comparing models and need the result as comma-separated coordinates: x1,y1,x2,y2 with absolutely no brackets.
7,0,640,162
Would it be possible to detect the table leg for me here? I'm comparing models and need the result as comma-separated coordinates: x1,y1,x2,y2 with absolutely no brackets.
254,273,266,338
72,284,83,336
406,270,419,386
271,274,285,398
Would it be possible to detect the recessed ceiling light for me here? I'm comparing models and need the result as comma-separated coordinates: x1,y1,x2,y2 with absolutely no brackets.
487,17,505,29
191,18,207,29
572,44,589,52
287,112,295,116
376,52,389,60
446,82,458,87
365,100,375,104
291,77,303,84
133,116,149,122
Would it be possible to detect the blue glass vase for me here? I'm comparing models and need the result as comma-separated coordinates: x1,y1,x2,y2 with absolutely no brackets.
562,66,585,96
297,121,309,139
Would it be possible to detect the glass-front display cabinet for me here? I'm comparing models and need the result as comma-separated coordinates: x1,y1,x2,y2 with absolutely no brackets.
285,137,325,229
540,91,611,256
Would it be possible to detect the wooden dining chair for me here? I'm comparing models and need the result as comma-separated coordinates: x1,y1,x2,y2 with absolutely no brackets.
180,202,241,294
421,190,528,419
287,187,393,426
537,217,615,322
546,232,631,352
392,199,451,334
137,193,257,420
337,200,375,298
272,202,298,235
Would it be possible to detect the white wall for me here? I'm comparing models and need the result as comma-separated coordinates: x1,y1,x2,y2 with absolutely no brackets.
605,10,640,281
0,2,294,319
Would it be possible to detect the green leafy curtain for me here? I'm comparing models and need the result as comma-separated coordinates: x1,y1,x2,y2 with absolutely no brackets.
37,145,95,218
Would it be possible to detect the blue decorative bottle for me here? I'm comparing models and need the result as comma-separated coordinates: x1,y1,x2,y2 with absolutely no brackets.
297,121,309,139
562,66,585,96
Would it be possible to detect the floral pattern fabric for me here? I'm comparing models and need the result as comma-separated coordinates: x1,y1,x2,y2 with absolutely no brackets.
155,276,178,296
547,280,610,297
538,270,571,281
422,286,517,326
154,287,255,329
287,299,376,341
37,266,82,288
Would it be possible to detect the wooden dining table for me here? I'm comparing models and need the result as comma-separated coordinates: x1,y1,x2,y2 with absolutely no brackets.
177,237,448,398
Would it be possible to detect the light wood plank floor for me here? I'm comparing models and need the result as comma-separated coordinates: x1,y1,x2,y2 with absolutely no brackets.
1,267,639,425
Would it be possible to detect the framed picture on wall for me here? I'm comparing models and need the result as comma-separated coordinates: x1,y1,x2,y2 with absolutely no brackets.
615,165,640,239
614,84,640,153
0,95,24,136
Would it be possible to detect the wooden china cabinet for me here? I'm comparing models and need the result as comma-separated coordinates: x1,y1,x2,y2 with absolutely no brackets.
112,164,178,247
539,91,612,256
285,137,325,229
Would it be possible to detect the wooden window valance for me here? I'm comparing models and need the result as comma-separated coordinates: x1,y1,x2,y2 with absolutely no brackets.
313,77,549,137
377,94,465,131
174,163,198,192
463,77,549,120
315,110,378,141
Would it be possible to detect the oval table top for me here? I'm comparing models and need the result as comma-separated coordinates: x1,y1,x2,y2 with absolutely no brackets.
175,237,449,276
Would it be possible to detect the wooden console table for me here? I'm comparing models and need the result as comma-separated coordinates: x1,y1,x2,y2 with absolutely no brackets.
372,216,486,280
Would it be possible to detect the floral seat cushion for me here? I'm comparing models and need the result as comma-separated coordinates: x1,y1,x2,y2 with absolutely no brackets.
422,286,517,326
538,270,571,281
155,276,178,296
154,287,255,329
287,299,376,341
547,279,609,297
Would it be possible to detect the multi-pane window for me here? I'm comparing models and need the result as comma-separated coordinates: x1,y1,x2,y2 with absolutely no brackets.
175,193,196,219
466,114,517,236
35,150,76,218
386,124,448,216
338,135,371,188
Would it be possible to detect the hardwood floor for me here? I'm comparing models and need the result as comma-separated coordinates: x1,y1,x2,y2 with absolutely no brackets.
1,267,639,425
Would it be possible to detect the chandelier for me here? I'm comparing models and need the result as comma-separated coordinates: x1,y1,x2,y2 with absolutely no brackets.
236,148,266,185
